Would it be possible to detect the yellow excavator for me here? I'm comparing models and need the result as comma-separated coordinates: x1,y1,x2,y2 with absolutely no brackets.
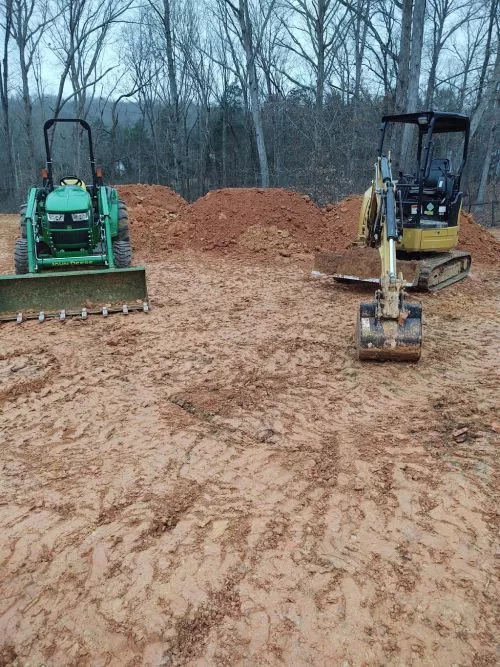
315,111,471,361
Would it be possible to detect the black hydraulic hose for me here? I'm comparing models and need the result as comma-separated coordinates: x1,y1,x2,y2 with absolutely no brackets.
385,187,398,240
380,156,398,240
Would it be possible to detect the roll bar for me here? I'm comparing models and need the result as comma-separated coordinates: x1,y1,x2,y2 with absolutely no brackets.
43,118,97,190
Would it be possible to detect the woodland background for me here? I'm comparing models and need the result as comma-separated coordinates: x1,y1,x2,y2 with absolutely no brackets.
0,0,498,218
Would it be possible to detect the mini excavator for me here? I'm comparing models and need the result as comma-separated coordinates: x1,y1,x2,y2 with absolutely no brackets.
315,111,471,361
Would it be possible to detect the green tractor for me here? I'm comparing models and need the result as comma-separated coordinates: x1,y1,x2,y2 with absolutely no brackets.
0,117,148,321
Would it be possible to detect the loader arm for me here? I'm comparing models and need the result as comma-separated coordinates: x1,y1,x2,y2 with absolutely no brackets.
24,188,38,273
98,183,115,269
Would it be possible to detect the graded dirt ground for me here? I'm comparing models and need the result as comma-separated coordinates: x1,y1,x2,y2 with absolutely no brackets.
0,201,499,666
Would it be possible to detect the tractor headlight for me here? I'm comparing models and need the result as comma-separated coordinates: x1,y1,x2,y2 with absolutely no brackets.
47,213,64,222
72,212,89,222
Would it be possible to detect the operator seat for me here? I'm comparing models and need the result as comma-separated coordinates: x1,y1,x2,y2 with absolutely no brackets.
59,176,87,191
423,158,450,195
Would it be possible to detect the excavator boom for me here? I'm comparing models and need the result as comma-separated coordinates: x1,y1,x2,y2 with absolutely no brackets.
355,156,422,361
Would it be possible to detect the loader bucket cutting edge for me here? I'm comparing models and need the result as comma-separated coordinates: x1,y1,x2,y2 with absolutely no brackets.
356,302,422,362
0,267,148,321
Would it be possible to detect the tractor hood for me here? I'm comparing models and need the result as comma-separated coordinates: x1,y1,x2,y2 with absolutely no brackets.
46,186,91,213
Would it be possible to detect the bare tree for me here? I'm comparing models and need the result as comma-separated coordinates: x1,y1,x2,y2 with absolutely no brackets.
9,0,51,184
472,21,499,203
48,0,132,121
424,0,474,107
394,0,412,114
400,0,426,169
222,0,276,187
281,0,352,110
0,0,16,198
146,0,189,194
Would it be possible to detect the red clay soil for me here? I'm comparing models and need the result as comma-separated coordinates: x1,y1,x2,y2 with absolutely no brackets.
182,188,335,253
118,184,499,266
118,184,188,214
117,184,189,259
458,211,500,266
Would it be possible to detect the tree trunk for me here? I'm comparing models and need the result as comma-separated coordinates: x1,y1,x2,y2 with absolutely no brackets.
394,0,412,113
475,120,495,204
475,0,498,111
20,63,36,182
400,0,426,170
470,40,500,139
353,0,369,102
0,0,16,203
424,5,444,108
237,0,270,188
161,0,186,194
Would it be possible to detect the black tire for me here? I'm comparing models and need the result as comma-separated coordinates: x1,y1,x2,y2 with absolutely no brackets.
117,199,130,241
113,239,132,268
14,239,29,274
19,204,27,239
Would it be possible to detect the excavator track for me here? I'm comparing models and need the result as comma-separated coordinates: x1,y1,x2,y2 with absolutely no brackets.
415,250,471,291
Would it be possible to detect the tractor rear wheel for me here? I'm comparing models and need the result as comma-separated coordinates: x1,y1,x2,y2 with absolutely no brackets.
19,204,27,239
117,199,130,241
113,239,132,268
14,239,29,274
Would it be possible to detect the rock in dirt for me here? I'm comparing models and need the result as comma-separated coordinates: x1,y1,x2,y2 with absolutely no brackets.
453,427,468,442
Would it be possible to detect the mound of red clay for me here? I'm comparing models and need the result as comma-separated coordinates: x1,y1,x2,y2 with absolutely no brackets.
117,184,499,266
117,184,189,258
322,196,362,249
459,212,500,266
118,184,187,214
182,188,359,255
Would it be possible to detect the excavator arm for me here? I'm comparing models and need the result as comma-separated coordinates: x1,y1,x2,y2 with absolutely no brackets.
356,155,422,361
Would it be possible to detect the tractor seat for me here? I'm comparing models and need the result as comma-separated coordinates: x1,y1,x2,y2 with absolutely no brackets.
423,158,450,194
59,176,87,191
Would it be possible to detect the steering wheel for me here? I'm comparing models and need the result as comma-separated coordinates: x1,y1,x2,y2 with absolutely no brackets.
60,176,83,186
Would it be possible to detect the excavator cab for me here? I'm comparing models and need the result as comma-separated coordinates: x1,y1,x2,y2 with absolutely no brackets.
379,111,470,251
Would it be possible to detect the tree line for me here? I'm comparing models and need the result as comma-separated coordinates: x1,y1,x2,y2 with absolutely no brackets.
0,0,498,211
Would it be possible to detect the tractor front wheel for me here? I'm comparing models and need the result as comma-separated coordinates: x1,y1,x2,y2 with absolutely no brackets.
113,239,132,268
117,199,130,241
14,239,29,274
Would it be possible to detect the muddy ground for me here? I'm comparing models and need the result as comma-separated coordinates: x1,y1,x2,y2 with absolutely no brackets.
0,212,499,666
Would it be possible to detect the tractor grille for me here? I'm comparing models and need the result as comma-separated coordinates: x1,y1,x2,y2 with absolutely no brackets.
48,213,92,247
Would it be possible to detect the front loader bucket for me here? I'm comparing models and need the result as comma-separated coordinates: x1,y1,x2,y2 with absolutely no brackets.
356,302,422,362
0,267,149,321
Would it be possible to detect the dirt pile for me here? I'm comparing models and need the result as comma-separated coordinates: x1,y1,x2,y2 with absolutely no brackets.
322,195,362,249
182,188,342,254
118,184,499,265
459,211,500,266
121,185,359,258
117,184,189,258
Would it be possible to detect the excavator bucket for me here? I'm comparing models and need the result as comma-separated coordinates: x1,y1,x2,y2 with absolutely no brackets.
0,267,149,321
356,301,422,361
